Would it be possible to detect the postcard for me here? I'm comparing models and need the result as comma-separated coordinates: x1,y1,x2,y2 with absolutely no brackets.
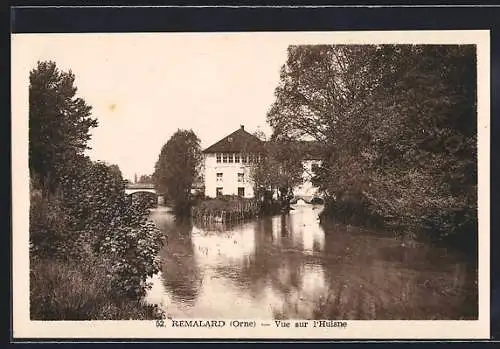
12,29,490,339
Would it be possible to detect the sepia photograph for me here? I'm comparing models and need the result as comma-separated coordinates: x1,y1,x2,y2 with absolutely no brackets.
11,30,490,339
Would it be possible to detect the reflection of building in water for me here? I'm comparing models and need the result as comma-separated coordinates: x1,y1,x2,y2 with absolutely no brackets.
147,206,477,320
191,223,256,266
270,209,325,255
261,263,328,320
290,207,325,255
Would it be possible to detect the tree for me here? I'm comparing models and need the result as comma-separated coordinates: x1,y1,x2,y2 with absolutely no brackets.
268,45,477,243
137,174,153,184
29,61,98,192
250,139,304,211
153,129,202,215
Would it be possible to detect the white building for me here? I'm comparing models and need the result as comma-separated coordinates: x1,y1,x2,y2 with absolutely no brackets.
295,159,322,200
202,125,323,200
203,125,264,198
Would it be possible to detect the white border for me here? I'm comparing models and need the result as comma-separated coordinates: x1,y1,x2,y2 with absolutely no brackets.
11,30,490,340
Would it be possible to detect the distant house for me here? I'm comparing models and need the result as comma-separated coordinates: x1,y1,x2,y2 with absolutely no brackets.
292,141,323,200
202,125,323,200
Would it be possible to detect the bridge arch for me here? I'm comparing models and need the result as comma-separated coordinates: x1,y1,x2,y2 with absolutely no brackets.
125,188,157,195
125,188,159,208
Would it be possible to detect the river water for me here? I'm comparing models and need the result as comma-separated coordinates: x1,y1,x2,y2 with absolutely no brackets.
145,204,477,320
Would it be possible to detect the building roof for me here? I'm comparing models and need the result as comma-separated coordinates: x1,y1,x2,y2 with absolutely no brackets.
203,125,265,154
203,126,324,160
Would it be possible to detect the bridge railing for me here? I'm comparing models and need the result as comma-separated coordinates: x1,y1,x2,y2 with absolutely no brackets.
125,183,155,190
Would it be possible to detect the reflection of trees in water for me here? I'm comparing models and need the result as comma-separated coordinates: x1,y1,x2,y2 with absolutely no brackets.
159,220,203,306
214,213,322,319
152,207,477,320
314,226,477,319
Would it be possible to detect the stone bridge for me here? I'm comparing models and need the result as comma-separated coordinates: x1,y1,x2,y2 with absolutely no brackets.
125,184,163,206
125,184,157,196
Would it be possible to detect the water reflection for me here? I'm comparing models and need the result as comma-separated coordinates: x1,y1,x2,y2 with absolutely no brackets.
145,204,477,320
161,222,202,305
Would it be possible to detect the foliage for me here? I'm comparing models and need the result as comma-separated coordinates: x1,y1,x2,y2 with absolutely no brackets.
30,257,164,320
29,61,98,192
31,158,165,300
29,190,76,260
29,61,166,319
250,139,304,208
137,174,154,184
153,129,203,215
195,196,258,213
267,45,477,246
131,191,158,209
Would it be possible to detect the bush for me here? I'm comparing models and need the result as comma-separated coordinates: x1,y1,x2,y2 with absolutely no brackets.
319,191,385,229
130,192,157,209
98,218,164,299
420,207,477,256
29,159,166,319
196,197,258,212
29,191,77,260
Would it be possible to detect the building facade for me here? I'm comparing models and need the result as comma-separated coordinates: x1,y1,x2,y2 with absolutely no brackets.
202,125,323,200
203,125,264,199
294,159,322,200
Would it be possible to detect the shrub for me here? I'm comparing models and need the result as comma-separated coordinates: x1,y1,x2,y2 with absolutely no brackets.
30,159,166,319
98,218,164,299
319,190,385,229
30,257,164,320
29,191,77,260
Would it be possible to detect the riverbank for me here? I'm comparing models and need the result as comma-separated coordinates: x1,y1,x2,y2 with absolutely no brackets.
318,194,478,261
191,196,260,224
30,255,164,320
29,162,167,320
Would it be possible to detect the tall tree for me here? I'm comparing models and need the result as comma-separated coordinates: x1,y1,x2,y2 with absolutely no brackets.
29,61,98,192
268,45,477,241
153,129,202,214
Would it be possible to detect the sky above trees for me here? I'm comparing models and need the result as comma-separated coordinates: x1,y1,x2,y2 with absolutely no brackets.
14,33,287,180
13,32,488,183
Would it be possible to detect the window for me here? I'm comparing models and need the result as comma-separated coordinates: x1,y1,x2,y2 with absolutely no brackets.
242,155,247,164
235,154,240,163
216,173,223,182
311,163,319,172
216,187,223,197
248,154,253,164
223,153,228,163
216,153,221,163
237,173,244,183
228,153,234,163
238,187,245,197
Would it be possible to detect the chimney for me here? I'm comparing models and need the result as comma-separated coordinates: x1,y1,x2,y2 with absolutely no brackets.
240,125,244,130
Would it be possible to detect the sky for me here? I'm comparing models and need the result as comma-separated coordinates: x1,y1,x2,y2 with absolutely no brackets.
14,33,289,181
13,31,486,182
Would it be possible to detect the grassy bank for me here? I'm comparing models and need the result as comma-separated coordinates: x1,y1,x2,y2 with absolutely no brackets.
30,256,163,320
191,196,260,223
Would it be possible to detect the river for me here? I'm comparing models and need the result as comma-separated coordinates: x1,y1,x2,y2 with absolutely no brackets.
145,203,477,320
